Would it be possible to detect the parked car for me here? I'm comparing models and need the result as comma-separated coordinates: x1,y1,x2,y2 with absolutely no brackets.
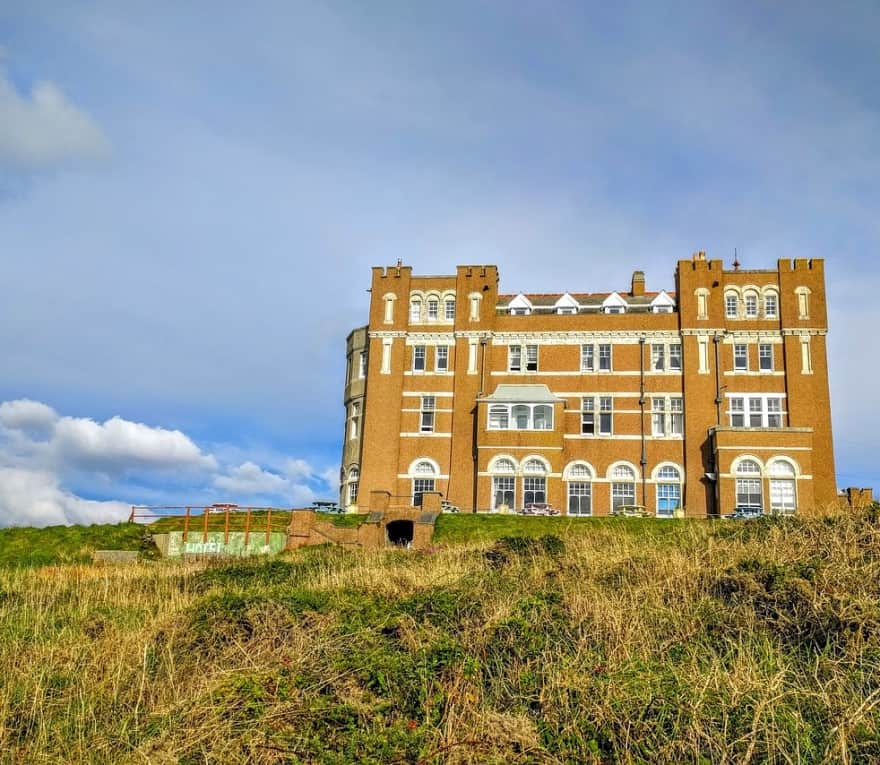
311,500,345,514
519,502,560,516
721,506,765,520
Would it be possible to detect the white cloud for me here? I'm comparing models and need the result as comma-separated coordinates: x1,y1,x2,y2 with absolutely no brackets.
0,466,128,527
0,66,111,171
213,461,290,496
52,415,217,473
283,457,315,481
0,399,58,433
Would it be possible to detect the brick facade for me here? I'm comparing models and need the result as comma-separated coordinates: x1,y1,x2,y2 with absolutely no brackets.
340,254,837,517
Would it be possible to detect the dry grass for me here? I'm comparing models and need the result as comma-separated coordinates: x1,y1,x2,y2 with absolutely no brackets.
1,510,879,763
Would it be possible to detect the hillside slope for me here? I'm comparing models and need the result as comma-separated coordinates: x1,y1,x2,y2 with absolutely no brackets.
0,510,878,763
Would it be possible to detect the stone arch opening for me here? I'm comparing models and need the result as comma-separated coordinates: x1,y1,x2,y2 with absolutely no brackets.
386,520,414,547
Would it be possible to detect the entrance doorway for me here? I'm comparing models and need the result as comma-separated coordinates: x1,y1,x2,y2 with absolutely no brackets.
386,520,414,547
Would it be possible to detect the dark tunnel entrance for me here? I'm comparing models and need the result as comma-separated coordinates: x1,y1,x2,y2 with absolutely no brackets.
386,520,414,547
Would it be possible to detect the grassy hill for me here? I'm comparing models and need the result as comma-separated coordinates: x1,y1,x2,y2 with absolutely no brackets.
0,510,878,763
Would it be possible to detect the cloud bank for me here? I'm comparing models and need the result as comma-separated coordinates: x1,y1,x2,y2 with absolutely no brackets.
0,399,334,527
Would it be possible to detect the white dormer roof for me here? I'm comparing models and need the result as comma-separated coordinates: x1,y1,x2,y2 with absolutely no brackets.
602,292,628,309
553,293,580,310
508,294,533,310
650,291,675,308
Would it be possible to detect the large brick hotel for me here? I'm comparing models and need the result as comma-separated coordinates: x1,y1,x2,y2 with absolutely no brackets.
339,253,836,517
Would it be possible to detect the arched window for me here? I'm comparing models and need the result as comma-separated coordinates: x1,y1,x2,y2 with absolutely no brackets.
565,462,592,516
744,291,759,318
383,294,397,323
725,291,739,318
735,459,763,511
522,458,547,507
795,287,811,319
522,458,547,475
409,297,423,323
694,288,710,320
469,292,482,321
763,289,779,318
655,465,682,518
490,457,516,512
411,460,437,507
611,464,637,512
347,466,360,505
426,296,439,320
768,459,797,514
444,297,456,321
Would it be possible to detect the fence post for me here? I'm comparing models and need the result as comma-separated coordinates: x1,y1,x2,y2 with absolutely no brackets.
224,507,230,545
244,508,251,547
183,507,190,542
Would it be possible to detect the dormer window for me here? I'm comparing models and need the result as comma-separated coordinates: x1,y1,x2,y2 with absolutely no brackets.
602,292,628,314
508,294,533,316
554,293,580,315
650,290,676,314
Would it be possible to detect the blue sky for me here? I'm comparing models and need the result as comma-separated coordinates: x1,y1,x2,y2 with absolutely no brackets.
0,1,877,524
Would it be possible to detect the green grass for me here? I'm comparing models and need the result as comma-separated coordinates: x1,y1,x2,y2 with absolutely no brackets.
0,523,147,568
433,512,699,544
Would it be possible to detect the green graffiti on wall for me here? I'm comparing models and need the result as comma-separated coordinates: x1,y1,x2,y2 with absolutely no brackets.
154,531,287,558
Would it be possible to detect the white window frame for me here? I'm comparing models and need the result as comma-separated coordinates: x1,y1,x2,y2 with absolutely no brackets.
655,465,682,517
598,344,612,371
410,298,422,323
727,395,784,427
580,344,594,372
508,345,522,372
764,292,778,318
758,343,773,372
733,344,748,371
444,298,456,321
525,344,538,372
349,402,360,440
651,397,684,437
599,396,612,435
412,345,426,372
435,345,449,372
610,465,637,512
358,351,367,378
420,396,435,433
427,297,439,320
745,293,758,318
581,397,611,435
725,294,739,318
486,403,554,431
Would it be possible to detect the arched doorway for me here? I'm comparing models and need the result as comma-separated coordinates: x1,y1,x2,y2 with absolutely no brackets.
386,520,414,547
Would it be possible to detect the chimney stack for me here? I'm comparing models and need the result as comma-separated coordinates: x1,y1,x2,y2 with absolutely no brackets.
631,270,646,297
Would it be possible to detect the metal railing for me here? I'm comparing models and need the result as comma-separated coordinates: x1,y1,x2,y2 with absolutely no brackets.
128,504,294,546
